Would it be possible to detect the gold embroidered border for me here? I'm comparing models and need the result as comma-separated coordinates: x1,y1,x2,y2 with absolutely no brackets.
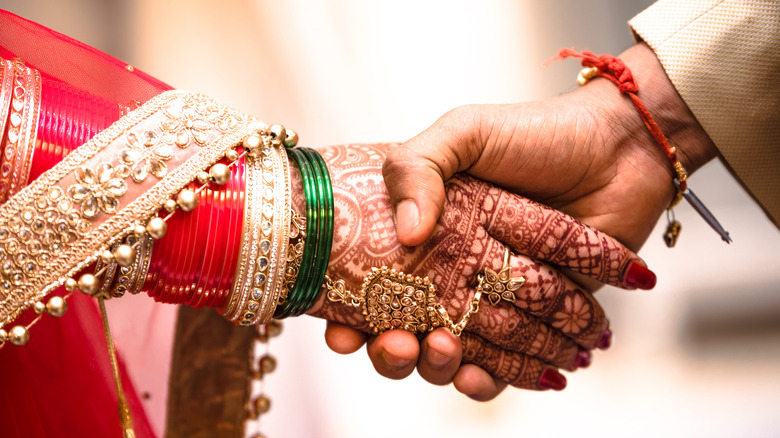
0,90,261,328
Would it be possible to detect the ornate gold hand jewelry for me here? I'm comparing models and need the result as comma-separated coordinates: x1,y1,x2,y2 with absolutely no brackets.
325,266,482,336
480,247,525,306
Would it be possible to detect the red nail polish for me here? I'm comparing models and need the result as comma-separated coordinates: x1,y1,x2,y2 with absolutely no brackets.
597,329,612,350
575,349,592,369
539,368,567,391
624,262,657,290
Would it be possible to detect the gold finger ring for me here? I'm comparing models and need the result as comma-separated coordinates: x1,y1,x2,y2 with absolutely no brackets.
479,246,525,306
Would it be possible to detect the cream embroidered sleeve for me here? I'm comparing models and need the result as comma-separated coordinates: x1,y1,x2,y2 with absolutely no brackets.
629,0,780,225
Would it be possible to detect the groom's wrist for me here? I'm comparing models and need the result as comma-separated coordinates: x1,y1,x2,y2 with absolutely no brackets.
615,43,718,175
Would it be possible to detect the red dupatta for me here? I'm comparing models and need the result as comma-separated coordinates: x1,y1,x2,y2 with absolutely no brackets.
0,9,171,438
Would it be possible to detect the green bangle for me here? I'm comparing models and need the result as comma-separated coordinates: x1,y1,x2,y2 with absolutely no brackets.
294,148,333,316
275,148,318,318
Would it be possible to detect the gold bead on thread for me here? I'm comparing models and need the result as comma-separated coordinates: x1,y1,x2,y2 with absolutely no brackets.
101,250,114,264
259,354,277,374
577,66,599,86
177,189,198,212
78,273,99,295
134,224,147,236
268,124,286,142
243,133,262,151
196,171,210,185
113,244,136,267
146,217,168,239
209,163,231,185
8,325,30,346
64,278,78,292
163,199,177,213
46,296,68,317
0,328,7,342
283,129,298,148
252,395,271,417
267,319,283,337
225,149,239,161
33,301,46,314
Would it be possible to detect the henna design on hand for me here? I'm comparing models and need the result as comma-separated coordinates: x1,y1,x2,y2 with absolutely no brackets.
306,143,637,385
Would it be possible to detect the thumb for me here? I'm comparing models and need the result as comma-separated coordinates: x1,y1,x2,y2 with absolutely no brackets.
383,106,484,246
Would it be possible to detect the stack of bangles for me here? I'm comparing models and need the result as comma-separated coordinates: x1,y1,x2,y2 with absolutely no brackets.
0,58,334,330
274,147,334,318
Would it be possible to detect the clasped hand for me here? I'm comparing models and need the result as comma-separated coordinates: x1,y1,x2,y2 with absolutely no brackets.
305,143,653,398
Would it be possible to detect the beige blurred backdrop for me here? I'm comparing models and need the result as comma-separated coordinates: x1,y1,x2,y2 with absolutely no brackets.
3,1,780,437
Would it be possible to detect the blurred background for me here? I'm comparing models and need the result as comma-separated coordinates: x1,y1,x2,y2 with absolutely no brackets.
3,0,779,437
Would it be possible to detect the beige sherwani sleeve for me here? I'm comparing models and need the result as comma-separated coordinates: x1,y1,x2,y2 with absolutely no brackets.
629,0,780,226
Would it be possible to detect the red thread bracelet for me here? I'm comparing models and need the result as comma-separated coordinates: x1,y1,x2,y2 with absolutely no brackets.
556,49,731,245
557,49,687,192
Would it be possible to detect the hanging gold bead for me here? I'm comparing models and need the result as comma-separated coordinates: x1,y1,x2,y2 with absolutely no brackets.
209,163,231,185
46,296,67,317
113,244,136,267
134,224,147,236
259,354,277,374
64,278,78,292
283,129,298,148
252,395,271,416
243,133,262,151
0,329,7,342
78,273,99,295
101,250,114,264
267,319,283,337
8,325,30,346
164,199,178,213
196,171,211,185
33,301,46,314
268,124,286,141
225,149,239,161
177,189,198,212
146,217,168,239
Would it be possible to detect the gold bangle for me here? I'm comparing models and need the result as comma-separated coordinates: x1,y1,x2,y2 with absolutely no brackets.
109,233,153,297
224,145,264,322
0,59,14,202
8,60,41,197
261,141,291,323
0,59,41,203
279,209,305,304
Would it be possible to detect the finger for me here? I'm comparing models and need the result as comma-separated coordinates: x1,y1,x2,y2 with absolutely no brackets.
383,106,485,246
324,321,368,355
478,182,656,289
366,330,419,380
452,364,508,401
473,237,609,351
417,328,462,385
460,331,567,391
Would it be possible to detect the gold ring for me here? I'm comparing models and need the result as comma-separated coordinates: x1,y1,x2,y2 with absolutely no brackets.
479,246,525,306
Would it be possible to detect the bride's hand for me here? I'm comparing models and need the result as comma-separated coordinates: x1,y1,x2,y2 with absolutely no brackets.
303,143,653,394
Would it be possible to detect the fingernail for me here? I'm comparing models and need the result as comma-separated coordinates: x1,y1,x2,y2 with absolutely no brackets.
575,349,592,369
624,262,657,290
381,350,411,368
538,368,567,391
395,199,420,239
426,345,454,368
597,329,612,350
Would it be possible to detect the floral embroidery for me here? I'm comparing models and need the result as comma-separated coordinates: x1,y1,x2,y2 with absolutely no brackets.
67,163,130,219
161,101,211,147
552,294,591,334
120,131,173,183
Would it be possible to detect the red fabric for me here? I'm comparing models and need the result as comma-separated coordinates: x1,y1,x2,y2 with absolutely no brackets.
0,9,172,438
556,49,686,191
